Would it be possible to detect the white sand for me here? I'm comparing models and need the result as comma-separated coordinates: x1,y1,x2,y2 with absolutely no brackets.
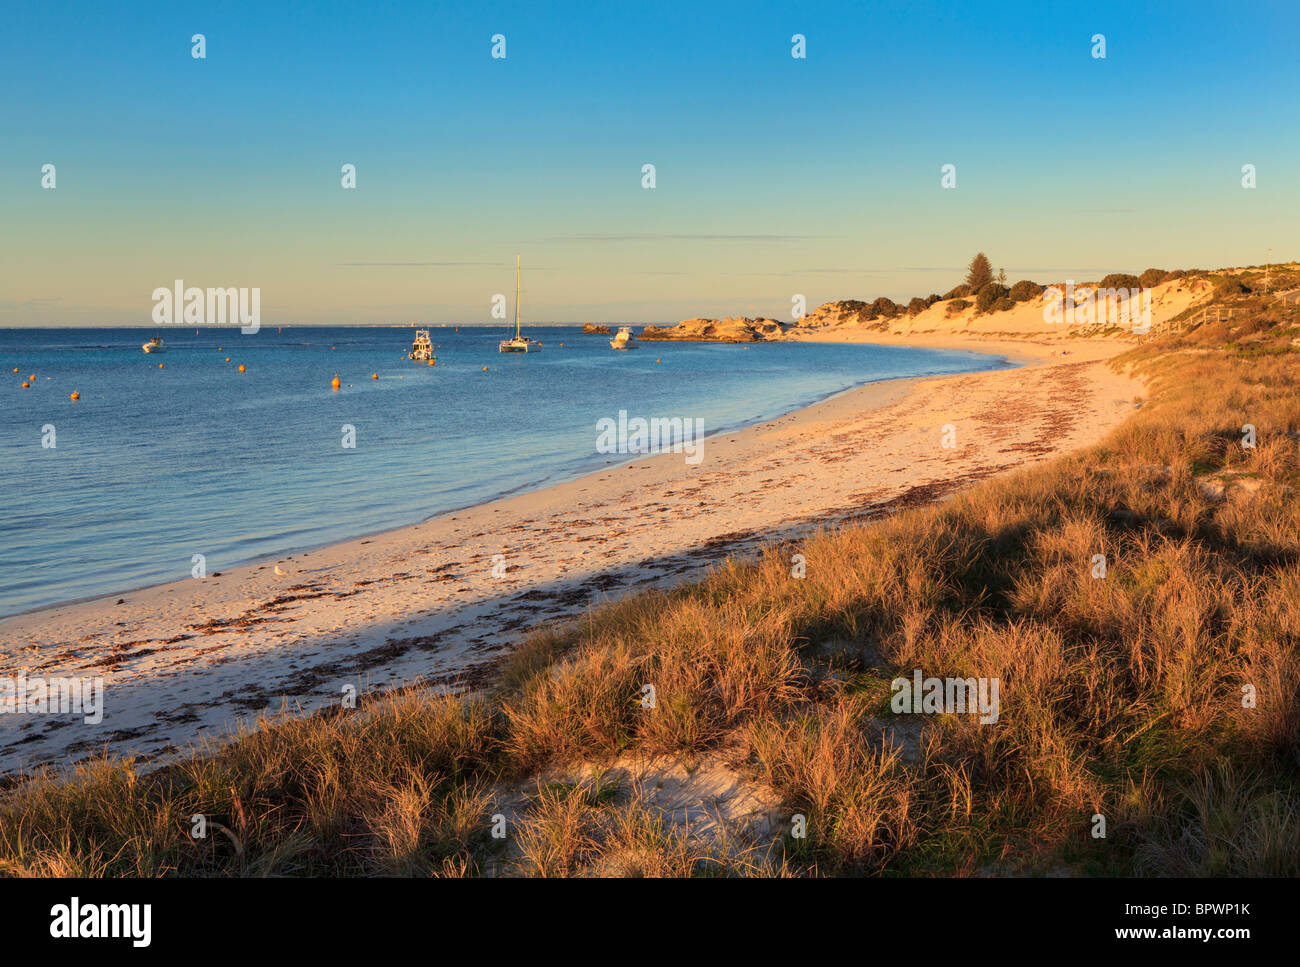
0,334,1143,776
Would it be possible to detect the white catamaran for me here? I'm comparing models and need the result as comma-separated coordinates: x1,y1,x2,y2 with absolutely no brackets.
499,254,541,353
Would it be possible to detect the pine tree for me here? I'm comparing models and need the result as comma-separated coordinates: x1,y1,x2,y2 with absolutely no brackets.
966,252,994,290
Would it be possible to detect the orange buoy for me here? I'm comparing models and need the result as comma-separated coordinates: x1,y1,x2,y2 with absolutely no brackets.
70,391,80,401
428,359,435,366
371,372,378,380
10,367,16,374
331,374,341,391
158,362,164,369
29,374,35,380
238,364,246,373
21,381,30,388
225,357,230,362
482,366,488,371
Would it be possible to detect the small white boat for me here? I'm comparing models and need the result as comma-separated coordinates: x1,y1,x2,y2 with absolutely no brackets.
609,326,639,350
499,254,541,353
410,329,435,362
142,336,166,353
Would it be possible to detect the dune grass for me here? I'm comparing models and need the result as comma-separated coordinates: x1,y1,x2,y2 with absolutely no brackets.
2,291,1298,877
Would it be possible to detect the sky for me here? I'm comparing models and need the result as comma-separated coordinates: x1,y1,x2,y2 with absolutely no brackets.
2,0,1297,326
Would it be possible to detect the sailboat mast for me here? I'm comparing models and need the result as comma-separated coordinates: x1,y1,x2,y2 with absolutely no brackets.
513,253,521,339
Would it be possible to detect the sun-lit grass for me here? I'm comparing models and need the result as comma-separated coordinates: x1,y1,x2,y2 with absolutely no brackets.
3,284,1298,877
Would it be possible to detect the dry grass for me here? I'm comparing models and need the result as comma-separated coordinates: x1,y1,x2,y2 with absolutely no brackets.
3,288,1298,877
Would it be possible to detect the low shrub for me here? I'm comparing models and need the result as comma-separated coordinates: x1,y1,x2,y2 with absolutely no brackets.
1099,273,1142,291
975,282,1010,313
1009,280,1044,301
871,297,900,318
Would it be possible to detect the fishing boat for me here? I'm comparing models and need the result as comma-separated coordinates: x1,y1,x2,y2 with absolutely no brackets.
499,254,541,353
609,326,639,350
410,329,435,362
142,336,166,353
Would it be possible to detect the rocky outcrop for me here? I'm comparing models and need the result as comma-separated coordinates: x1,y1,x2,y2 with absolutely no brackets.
797,300,898,328
640,316,787,343
582,324,612,334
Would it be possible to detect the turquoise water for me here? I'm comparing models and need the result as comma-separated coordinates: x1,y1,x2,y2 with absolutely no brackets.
0,326,1013,618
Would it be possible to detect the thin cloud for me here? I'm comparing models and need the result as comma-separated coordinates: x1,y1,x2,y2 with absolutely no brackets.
548,233,813,242
338,260,503,267
0,297,64,308
786,267,965,274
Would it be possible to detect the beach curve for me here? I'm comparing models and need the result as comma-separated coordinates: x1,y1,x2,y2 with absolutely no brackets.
0,334,1143,776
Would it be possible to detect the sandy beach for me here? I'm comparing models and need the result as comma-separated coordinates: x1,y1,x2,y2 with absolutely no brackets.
0,333,1143,776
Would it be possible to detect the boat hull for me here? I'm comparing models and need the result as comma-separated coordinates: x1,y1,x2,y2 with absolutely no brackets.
610,327,638,350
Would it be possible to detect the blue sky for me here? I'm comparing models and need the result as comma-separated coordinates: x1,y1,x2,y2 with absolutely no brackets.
2,0,1297,325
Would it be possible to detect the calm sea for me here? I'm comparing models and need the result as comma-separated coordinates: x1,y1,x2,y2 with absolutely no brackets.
0,325,1013,618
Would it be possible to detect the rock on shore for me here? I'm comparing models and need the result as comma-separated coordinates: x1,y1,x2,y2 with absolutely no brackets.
798,301,888,327
640,316,788,343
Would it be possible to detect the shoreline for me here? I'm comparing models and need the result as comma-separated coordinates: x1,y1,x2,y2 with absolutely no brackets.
0,341,1017,624
0,331,1142,776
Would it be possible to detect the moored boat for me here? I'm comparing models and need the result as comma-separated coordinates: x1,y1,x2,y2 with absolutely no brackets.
609,326,639,350
499,255,541,353
410,329,435,362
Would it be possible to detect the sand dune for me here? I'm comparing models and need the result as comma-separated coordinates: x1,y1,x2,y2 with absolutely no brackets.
799,275,1212,338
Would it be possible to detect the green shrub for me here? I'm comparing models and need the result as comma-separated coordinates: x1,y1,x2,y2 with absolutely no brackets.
1215,276,1250,296
870,297,900,318
906,297,929,315
943,284,971,300
1139,268,1170,288
945,298,971,315
975,282,1009,313
1008,280,1044,301
1100,273,1142,290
